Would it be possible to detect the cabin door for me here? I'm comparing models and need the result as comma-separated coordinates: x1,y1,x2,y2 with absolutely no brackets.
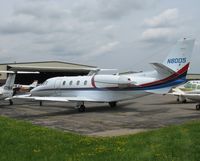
54,79,62,96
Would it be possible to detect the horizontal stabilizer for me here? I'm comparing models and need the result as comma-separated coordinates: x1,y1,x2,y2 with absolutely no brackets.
151,63,175,76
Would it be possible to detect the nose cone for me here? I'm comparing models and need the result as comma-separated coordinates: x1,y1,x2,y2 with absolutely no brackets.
30,86,39,96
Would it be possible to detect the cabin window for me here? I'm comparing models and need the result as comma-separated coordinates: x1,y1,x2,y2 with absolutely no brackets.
192,84,197,89
69,81,73,86
77,80,80,85
197,85,200,89
184,83,192,88
84,80,87,85
63,81,66,86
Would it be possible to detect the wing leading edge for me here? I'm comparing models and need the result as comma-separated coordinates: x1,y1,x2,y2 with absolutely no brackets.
13,95,96,102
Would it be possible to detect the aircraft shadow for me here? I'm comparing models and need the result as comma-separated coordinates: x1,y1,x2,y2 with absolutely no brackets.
146,101,196,105
13,102,138,119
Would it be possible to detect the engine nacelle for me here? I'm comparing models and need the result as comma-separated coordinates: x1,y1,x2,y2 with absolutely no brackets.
93,75,132,88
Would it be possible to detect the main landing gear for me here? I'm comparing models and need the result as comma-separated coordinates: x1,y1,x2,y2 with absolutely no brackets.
39,101,43,106
76,102,86,112
196,104,200,110
109,101,117,107
9,100,13,105
177,96,187,103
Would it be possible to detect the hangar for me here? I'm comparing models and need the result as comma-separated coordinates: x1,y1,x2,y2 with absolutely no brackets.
0,61,96,85
0,61,199,85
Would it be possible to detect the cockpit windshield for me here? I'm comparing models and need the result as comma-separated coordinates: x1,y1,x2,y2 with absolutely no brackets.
42,81,48,86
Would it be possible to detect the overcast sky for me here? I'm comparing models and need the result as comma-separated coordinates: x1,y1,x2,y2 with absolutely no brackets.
0,0,199,73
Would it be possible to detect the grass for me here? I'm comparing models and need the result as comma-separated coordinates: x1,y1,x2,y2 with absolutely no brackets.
0,116,200,161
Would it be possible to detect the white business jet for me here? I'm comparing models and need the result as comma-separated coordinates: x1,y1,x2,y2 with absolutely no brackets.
15,38,195,112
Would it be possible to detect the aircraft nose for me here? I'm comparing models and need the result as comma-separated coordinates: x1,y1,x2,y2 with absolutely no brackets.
30,87,37,95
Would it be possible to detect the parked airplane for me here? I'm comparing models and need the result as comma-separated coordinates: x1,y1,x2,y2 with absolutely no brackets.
0,73,16,105
169,80,200,103
0,71,39,105
14,38,195,112
169,80,200,110
13,80,38,94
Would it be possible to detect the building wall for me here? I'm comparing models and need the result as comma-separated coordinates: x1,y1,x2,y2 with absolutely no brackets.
0,65,7,83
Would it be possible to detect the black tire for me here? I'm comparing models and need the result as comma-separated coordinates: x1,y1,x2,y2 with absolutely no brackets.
182,99,187,103
39,101,43,106
78,105,86,112
196,104,200,110
9,100,13,105
109,102,117,107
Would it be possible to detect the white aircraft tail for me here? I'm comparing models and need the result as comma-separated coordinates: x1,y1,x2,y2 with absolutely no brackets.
30,80,38,88
3,74,16,91
164,38,194,71
145,38,195,94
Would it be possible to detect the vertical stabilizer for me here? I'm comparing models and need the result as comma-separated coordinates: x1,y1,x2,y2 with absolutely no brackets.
145,38,195,94
163,38,195,73
4,74,16,90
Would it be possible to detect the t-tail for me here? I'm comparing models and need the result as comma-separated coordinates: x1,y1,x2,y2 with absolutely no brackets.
4,74,16,90
146,38,195,94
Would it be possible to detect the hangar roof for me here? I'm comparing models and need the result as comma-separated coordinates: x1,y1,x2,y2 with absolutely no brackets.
0,61,97,72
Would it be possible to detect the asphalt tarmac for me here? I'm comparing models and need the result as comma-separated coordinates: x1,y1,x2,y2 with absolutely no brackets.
0,94,199,136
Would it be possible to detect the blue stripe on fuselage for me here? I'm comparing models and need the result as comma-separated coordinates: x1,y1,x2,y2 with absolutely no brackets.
34,77,186,92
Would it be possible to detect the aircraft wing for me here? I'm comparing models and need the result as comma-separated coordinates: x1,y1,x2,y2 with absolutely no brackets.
13,95,96,102
168,88,185,96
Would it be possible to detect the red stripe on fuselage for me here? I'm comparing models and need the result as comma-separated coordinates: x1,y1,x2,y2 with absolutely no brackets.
140,63,189,87
91,76,96,88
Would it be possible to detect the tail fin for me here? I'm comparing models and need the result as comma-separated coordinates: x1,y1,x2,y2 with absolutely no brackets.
145,38,195,94
163,38,195,73
30,80,38,88
4,74,16,90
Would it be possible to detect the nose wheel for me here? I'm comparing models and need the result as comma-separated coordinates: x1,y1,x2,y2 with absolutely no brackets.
76,102,86,112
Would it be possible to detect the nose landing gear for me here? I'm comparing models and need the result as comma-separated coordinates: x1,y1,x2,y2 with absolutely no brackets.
76,102,86,112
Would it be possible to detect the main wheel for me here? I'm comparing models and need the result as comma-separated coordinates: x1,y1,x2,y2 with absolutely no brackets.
9,100,13,105
196,104,200,110
109,102,117,107
78,105,86,112
182,99,187,103
39,101,43,106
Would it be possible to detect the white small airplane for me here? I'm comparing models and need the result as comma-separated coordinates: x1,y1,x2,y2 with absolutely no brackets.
13,80,38,94
169,80,200,110
169,80,200,103
14,38,195,112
